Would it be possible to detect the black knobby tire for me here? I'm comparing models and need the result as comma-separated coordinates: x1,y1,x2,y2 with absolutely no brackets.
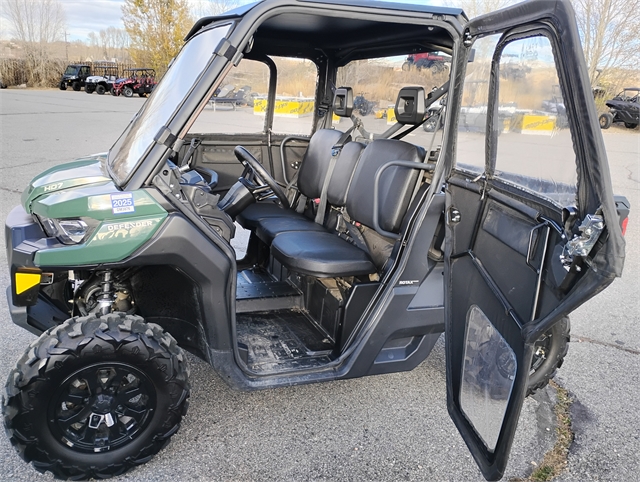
59,82,67,91
599,112,613,129
624,122,638,129
72,81,81,92
96,84,106,95
527,317,570,396
111,87,118,96
85,85,94,94
123,86,134,98
3,313,190,480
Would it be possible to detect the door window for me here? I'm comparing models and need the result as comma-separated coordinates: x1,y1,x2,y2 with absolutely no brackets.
456,35,500,173
336,53,451,150
188,58,270,135
494,36,577,206
271,56,318,135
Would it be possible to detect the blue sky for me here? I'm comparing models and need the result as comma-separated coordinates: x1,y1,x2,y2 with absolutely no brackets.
55,0,442,41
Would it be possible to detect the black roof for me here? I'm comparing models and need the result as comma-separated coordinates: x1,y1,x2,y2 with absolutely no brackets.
186,0,463,65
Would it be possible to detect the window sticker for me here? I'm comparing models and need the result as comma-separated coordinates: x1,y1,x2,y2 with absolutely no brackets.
111,192,135,214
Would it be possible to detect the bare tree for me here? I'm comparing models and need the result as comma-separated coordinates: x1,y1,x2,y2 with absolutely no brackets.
445,0,514,19
1,0,66,85
192,0,248,18
572,0,640,87
2,0,66,53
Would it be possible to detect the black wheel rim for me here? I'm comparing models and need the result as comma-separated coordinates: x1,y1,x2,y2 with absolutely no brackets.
49,362,157,453
530,332,552,374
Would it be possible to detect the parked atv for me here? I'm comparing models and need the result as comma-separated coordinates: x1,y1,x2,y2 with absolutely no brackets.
85,64,119,95
599,87,639,129
402,52,451,73
353,92,376,116
59,64,91,91
111,68,157,97
3,1,629,481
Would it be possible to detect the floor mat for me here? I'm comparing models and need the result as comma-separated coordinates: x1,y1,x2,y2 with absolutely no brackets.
237,310,334,373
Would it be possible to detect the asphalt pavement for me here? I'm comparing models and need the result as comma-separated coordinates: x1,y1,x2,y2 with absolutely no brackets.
0,89,638,481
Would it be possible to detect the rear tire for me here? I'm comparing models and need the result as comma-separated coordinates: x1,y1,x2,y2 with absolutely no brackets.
85,85,94,94
111,87,118,96
527,317,570,396
96,84,106,95
599,112,613,129
123,86,134,98
3,313,190,480
624,122,638,129
72,81,81,92
139,92,147,98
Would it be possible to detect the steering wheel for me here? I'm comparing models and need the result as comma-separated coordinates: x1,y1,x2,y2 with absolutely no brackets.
234,146,290,209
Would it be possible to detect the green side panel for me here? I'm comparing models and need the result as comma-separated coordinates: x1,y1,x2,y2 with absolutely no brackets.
31,187,166,220
34,214,167,266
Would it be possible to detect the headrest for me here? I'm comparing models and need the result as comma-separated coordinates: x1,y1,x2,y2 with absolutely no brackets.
333,87,353,118
394,86,426,125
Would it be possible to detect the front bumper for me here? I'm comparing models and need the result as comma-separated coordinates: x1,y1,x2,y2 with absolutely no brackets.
5,205,68,334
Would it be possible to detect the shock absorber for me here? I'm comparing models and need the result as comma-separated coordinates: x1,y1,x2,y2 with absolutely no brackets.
97,270,114,315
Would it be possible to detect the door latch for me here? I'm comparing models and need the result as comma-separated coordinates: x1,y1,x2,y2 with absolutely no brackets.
561,212,605,269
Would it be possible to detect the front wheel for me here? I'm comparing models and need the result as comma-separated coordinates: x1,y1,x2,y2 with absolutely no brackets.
599,112,613,129
527,317,570,396
3,313,190,480
59,81,67,91
85,85,94,94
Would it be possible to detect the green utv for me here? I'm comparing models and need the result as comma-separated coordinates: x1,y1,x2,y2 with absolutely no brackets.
3,0,629,480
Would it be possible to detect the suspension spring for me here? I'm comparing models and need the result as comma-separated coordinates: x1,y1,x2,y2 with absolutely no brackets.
98,270,114,315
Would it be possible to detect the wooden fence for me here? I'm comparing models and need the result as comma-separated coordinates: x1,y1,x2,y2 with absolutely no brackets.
0,59,139,88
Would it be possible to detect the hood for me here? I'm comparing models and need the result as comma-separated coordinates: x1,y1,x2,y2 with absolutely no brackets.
21,153,112,213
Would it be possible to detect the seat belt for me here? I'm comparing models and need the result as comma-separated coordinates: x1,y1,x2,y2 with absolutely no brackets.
314,123,357,224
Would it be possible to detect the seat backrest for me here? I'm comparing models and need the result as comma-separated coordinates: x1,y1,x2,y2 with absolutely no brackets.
346,139,425,234
296,129,344,199
327,141,366,207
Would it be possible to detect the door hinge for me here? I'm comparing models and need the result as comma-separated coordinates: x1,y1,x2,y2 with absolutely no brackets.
154,126,184,153
449,207,461,224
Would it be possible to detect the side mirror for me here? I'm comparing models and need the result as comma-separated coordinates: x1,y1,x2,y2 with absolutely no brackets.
395,86,426,124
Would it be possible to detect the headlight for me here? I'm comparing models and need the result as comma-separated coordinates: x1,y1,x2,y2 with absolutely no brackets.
57,219,89,244
38,217,92,245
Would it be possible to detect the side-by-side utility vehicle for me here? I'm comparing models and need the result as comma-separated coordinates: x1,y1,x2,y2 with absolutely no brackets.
59,64,91,91
3,0,629,480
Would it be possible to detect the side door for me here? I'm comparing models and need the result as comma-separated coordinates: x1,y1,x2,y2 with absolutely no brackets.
443,1,625,480
185,55,318,192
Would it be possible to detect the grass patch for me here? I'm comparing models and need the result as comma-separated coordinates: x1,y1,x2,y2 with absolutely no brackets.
511,381,574,482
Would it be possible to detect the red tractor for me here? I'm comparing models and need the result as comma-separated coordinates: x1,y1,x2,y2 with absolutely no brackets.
111,68,157,97
402,52,450,73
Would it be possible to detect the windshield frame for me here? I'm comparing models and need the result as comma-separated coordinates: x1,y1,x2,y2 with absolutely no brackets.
107,22,233,186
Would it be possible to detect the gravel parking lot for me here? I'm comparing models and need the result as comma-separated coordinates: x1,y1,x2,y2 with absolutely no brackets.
0,89,638,481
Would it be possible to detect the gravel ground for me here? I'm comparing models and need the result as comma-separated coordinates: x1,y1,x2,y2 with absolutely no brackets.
0,89,638,481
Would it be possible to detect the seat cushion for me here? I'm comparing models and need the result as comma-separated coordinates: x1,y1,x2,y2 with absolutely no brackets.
271,231,376,277
236,202,297,230
256,216,326,244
